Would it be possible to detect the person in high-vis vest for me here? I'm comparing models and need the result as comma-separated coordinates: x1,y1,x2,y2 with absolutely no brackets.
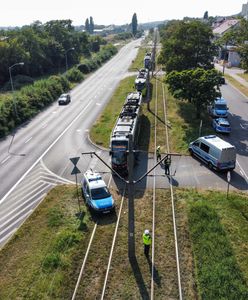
143,229,152,257
156,146,161,162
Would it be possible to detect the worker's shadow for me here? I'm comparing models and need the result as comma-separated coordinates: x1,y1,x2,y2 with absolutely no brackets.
146,256,161,287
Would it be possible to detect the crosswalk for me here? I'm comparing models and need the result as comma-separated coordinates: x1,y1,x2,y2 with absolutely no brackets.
0,161,73,248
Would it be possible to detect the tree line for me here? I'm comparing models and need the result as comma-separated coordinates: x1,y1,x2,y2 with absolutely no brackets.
0,19,109,88
158,20,223,118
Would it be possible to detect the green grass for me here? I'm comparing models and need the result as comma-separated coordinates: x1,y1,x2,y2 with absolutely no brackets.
176,189,248,299
0,185,93,299
225,74,248,97
90,76,135,148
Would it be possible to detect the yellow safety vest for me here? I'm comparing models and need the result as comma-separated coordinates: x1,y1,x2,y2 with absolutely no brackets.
143,233,152,245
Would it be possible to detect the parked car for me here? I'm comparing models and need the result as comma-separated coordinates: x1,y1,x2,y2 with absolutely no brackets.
188,135,236,171
58,93,71,105
212,118,231,134
208,97,229,118
219,77,225,84
81,169,115,214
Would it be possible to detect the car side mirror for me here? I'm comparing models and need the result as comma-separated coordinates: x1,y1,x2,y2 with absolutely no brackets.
109,151,112,155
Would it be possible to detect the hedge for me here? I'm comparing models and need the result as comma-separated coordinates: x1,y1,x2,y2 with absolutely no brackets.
0,75,70,138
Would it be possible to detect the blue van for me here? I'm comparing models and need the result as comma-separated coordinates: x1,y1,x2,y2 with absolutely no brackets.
208,97,229,118
189,135,236,171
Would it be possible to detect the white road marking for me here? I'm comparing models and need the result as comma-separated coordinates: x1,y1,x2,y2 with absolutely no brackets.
52,111,57,114
1,156,10,164
0,99,93,205
237,160,248,183
96,103,101,106
24,137,33,144
85,129,89,132
41,123,47,129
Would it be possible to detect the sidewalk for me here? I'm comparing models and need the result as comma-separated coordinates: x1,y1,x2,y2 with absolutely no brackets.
215,63,248,89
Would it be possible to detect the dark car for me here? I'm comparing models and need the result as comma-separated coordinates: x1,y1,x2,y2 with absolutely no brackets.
219,77,225,84
58,93,71,105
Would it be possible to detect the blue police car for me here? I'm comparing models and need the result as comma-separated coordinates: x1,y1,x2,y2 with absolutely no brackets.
81,170,115,214
212,118,231,134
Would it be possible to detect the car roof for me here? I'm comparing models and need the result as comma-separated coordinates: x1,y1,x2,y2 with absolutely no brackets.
216,118,230,124
83,170,106,189
59,93,69,97
214,97,226,104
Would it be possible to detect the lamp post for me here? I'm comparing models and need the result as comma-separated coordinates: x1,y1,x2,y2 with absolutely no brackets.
8,62,24,118
65,47,75,72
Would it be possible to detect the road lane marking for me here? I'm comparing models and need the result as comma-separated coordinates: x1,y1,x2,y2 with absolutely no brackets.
1,156,10,164
41,123,47,129
24,137,33,144
237,160,248,184
0,99,93,205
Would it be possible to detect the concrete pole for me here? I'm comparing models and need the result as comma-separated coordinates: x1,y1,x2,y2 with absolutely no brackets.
128,134,135,260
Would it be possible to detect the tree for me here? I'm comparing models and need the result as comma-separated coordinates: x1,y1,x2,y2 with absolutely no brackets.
165,68,222,118
131,13,138,37
85,18,90,34
89,16,94,34
158,20,216,72
203,11,208,20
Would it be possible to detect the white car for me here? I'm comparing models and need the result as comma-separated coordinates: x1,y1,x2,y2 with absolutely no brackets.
58,93,71,105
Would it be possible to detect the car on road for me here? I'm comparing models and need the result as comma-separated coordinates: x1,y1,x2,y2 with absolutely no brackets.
188,135,236,171
219,77,225,84
58,93,71,105
81,169,115,214
212,118,231,134
208,97,229,118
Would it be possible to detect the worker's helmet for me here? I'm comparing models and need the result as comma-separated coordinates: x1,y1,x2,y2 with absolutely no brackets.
157,146,160,149
144,229,149,235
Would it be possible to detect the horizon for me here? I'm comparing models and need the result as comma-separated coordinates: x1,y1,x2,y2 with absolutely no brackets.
0,0,245,28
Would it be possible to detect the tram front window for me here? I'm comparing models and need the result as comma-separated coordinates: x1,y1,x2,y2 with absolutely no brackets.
112,141,127,165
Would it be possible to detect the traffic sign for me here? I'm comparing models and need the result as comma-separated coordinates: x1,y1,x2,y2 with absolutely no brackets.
70,157,80,166
71,166,81,175
227,171,231,183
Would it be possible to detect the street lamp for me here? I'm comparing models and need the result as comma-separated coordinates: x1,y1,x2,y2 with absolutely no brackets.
8,62,24,118
65,47,75,72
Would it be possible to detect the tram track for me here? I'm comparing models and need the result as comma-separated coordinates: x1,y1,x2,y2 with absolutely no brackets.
149,63,183,299
71,177,126,300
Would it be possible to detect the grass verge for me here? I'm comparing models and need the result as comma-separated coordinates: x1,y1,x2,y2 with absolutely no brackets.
176,189,248,299
225,74,248,97
0,185,93,299
90,76,135,148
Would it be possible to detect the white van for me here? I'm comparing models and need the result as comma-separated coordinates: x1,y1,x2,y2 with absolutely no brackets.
188,135,236,171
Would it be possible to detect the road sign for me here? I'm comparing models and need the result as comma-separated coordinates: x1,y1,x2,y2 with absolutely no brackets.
71,166,81,175
70,157,80,166
227,171,231,183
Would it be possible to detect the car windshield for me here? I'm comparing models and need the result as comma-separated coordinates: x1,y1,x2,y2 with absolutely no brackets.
215,104,227,110
91,187,110,200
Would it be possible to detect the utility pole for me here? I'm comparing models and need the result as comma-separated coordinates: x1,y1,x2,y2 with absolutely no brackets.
127,134,135,260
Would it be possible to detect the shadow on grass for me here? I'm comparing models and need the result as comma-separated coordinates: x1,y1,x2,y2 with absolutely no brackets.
177,101,213,145
75,211,88,232
130,256,150,299
146,256,161,287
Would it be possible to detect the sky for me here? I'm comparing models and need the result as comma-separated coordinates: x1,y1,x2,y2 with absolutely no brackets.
0,0,246,27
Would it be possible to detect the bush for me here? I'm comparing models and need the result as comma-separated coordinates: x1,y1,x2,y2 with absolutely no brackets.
0,74,70,138
65,67,84,83
2,75,34,91
43,253,62,270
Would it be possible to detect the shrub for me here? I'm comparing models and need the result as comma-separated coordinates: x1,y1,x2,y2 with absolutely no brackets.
43,253,62,270
65,67,84,83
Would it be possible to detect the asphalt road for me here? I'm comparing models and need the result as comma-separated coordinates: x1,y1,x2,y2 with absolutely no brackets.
0,39,141,246
1,41,248,247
